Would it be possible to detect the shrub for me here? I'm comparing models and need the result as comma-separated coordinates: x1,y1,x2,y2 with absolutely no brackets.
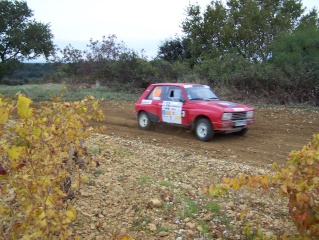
0,92,104,239
208,134,319,238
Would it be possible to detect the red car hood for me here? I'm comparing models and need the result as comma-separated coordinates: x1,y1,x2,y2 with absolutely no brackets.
194,100,252,111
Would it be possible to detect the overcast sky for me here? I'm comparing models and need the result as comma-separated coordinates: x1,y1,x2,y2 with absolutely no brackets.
26,0,319,61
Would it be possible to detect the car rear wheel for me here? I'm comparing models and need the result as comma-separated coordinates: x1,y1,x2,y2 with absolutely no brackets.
138,111,152,130
195,118,213,141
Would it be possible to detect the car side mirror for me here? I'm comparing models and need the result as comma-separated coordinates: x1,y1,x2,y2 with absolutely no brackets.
180,98,186,104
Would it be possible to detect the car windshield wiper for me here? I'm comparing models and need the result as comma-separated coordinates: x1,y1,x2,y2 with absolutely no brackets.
189,97,203,101
206,97,219,100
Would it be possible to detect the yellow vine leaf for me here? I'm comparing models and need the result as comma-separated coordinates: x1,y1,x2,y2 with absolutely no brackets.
230,178,240,190
66,205,77,221
1,183,8,194
8,146,25,160
45,196,54,206
118,235,133,240
38,219,47,227
244,223,252,236
22,234,31,240
280,182,288,194
222,177,231,184
33,127,41,137
31,230,43,238
307,157,314,165
17,94,32,118
81,175,89,183
0,109,9,124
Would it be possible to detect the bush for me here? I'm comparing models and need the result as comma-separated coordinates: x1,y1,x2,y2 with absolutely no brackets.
0,92,105,239
208,134,319,238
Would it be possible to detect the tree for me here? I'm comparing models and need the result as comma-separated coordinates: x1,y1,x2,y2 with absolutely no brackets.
181,0,305,65
270,26,319,88
0,0,54,80
226,0,303,61
297,7,319,30
54,44,85,76
157,36,190,62
182,1,228,65
85,34,127,62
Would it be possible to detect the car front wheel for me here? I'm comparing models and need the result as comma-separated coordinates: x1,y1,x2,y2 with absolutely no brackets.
138,111,152,130
195,118,213,141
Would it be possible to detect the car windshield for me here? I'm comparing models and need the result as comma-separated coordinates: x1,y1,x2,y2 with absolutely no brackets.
184,85,219,101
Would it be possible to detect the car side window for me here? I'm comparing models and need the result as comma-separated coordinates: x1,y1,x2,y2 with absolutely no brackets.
147,86,163,100
167,87,185,102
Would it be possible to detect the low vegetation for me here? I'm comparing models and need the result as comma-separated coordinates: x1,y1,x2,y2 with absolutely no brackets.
0,84,139,102
2,1,318,106
0,93,105,239
209,134,319,238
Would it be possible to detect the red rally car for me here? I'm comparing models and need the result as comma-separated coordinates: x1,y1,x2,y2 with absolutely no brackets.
134,83,255,141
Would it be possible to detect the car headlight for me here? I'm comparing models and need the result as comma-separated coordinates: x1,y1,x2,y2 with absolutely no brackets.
222,113,232,120
246,111,254,119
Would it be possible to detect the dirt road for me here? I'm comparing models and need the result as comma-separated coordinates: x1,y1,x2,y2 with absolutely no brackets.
91,101,319,167
75,100,319,239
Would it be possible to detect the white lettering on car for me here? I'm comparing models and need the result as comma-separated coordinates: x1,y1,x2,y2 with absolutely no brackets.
233,108,245,111
182,110,186,118
141,99,152,104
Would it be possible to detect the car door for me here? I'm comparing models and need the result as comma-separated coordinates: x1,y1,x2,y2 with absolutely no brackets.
143,85,165,121
160,86,187,125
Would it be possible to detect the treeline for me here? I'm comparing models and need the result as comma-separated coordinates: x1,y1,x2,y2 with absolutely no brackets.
2,63,62,85
2,0,319,105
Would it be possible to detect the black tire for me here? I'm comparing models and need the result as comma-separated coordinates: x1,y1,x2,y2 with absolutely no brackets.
138,111,152,130
195,118,214,141
234,128,248,136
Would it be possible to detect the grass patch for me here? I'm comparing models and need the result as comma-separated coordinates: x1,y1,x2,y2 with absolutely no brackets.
142,215,151,224
206,202,221,212
0,84,65,100
158,227,170,233
90,147,100,154
115,150,131,158
138,175,152,186
93,169,104,176
87,180,96,186
159,181,174,188
0,83,138,102
180,198,198,219
198,220,211,237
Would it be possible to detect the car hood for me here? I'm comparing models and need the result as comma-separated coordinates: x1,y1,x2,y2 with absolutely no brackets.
194,100,252,111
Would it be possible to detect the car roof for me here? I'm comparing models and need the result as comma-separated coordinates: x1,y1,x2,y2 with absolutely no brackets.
150,83,204,87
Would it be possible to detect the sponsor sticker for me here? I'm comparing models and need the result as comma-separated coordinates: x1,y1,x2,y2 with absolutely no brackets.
218,101,237,107
162,101,183,124
141,99,152,104
233,108,245,111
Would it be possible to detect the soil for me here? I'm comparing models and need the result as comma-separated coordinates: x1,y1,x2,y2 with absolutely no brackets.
70,101,319,239
93,101,319,168
2,99,319,239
